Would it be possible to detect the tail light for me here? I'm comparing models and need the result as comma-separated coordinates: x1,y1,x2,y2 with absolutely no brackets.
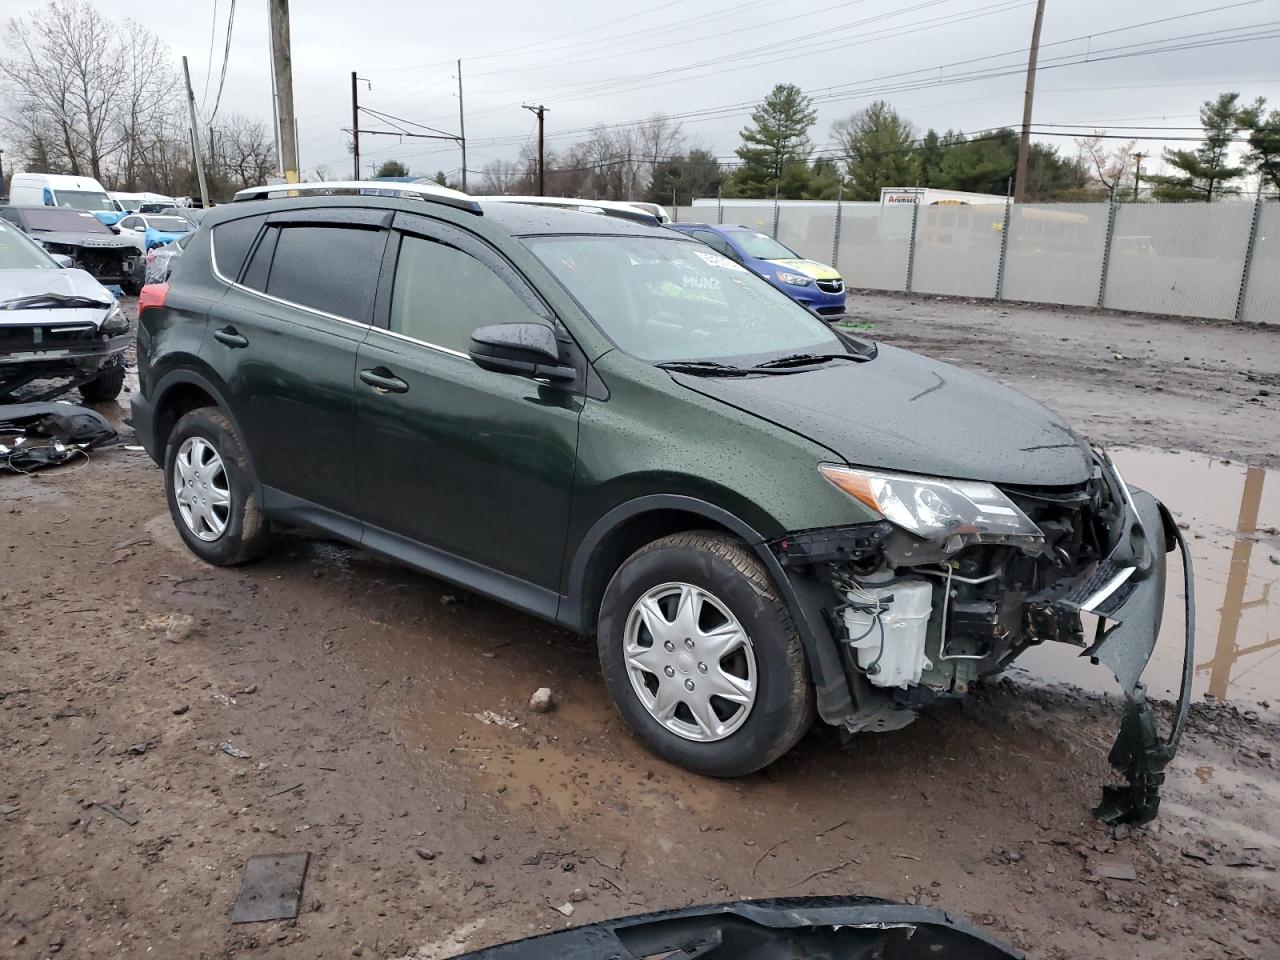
138,283,169,317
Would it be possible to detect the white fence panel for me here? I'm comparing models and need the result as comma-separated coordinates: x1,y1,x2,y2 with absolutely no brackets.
1241,203,1279,325
1003,203,1110,306
671,205,701,224
1104,203,1255,320
911,203,1006,298
776,205,837,261
837,203,913,291
714,204,776,234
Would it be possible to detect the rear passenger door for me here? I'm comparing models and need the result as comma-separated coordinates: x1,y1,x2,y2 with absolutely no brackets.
205,208,390,529
353,213,583,601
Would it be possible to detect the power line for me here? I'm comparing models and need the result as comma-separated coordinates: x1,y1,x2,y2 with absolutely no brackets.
200,0,219,112
465,19,1280,149
209,0,237,123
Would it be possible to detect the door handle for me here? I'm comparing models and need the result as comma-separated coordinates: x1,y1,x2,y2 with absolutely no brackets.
359,367,409,394
213,326,249,348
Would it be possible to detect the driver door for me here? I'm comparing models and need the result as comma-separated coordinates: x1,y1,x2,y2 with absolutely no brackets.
354,213,584,603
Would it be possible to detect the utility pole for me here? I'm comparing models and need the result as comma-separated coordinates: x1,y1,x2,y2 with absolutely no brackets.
1132,151,1146,201
1013,0,1046,203
523,104,547,195
350,72,361,181
457,60,467,192
269,0,299,183
181,56,211,208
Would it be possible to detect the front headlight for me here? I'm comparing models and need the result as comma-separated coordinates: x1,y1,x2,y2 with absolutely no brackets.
100,304,130,335
776,271,812,287
819,464,1044,547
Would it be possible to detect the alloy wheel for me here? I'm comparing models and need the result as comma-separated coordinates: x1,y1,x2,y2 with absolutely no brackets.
623,582,757,742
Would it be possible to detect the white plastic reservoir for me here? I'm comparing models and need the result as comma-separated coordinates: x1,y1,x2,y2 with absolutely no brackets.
843,577,934,689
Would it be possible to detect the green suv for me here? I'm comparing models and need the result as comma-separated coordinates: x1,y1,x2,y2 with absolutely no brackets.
132,184,1192,824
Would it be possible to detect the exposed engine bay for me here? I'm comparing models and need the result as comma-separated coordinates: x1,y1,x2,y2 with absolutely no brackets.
774,449,1195,826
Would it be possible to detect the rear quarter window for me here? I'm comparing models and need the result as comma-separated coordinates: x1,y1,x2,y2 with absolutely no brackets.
211,215,266,281
263,225,384,322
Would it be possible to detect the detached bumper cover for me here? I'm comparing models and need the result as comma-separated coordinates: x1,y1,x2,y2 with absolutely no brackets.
1057,463,1195,825
453,897,1021,960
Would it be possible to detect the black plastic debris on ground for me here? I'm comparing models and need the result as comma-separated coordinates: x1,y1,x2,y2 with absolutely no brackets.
231,853,310,924
451,896,1022,959
0,401,118,473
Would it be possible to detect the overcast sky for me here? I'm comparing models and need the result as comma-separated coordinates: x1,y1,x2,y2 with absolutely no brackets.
7,0,1280,183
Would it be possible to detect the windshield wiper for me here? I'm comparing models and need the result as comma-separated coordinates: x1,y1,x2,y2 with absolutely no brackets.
0,294,112,311
754,352,869,369
655,360,751,377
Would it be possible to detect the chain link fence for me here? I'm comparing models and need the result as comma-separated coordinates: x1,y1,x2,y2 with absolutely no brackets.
672,199,1279,324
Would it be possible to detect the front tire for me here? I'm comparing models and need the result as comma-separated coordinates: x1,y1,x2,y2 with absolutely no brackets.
597,531,814,777
163,407,270,566
79,362,125,402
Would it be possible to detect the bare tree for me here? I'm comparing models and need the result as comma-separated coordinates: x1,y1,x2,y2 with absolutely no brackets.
1076,133,1138,198
1,0,177,184
212,114,276,191
476,158,526,194
635,113,684,182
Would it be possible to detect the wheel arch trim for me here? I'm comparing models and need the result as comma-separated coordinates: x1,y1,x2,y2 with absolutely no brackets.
558,494,853,725
146,365,261,497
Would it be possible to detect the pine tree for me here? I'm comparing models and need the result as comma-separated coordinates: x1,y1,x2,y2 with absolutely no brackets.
1241,103,1280,194
918,129,944,187
727,83,817,198
831,101,920,200
1146,93,1253,201
647,149,723,206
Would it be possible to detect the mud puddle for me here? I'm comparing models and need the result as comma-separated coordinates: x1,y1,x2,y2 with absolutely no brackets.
1014,447,1279,715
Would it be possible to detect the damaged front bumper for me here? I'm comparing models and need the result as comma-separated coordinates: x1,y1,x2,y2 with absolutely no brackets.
771,450,1195,826
0,334,130,402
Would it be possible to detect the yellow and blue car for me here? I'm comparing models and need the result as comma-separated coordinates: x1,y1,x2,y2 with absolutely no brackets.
670,222,847,319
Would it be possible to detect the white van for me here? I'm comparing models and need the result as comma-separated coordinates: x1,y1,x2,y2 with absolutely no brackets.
8,173,125,226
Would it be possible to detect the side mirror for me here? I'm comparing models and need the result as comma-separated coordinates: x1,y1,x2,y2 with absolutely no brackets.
468,323,575,382
51,254,74,268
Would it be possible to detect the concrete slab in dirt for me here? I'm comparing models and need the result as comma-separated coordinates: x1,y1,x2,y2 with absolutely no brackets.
231,853,310,923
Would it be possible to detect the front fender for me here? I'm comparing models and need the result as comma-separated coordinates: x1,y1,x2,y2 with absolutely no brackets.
558,494,855,726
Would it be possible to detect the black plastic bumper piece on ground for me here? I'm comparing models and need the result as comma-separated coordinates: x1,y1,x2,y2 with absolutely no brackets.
451,897,1023,960
1093,511,1196,826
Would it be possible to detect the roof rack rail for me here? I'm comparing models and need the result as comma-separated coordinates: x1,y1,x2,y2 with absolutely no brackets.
231,180,482,215
476,195,660,226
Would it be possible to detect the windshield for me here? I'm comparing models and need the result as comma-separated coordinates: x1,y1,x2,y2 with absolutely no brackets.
732,231,798,261
21,209,113,234
54,189,117,212
0,221,56,269
733,231,800,261
527,235,842,365
146,217,193,232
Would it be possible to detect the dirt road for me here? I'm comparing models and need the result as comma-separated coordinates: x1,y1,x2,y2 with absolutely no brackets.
2,297,1278,959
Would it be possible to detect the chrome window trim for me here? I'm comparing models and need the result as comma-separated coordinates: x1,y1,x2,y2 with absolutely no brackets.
208,227,371,331
365,324,470,360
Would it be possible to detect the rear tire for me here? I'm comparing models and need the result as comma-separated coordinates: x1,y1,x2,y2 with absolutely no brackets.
163,407,270,566
79,363,125,402
597,531,814,777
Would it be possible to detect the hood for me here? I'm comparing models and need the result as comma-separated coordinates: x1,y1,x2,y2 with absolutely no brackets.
766,257,841,281
0,268,114,328
672,343,1092,486
32,231,136,252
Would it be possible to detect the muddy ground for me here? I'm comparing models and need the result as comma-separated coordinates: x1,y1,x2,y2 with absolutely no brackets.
2,294,1279,960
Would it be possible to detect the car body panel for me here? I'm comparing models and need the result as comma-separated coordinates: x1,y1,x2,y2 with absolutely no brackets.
671,344,1093,486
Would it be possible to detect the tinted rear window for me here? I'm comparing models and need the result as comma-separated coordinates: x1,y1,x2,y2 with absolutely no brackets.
212,216,265,280
264,225,383,321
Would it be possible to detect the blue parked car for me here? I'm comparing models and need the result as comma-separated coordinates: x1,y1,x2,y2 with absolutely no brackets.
669,223,847,319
